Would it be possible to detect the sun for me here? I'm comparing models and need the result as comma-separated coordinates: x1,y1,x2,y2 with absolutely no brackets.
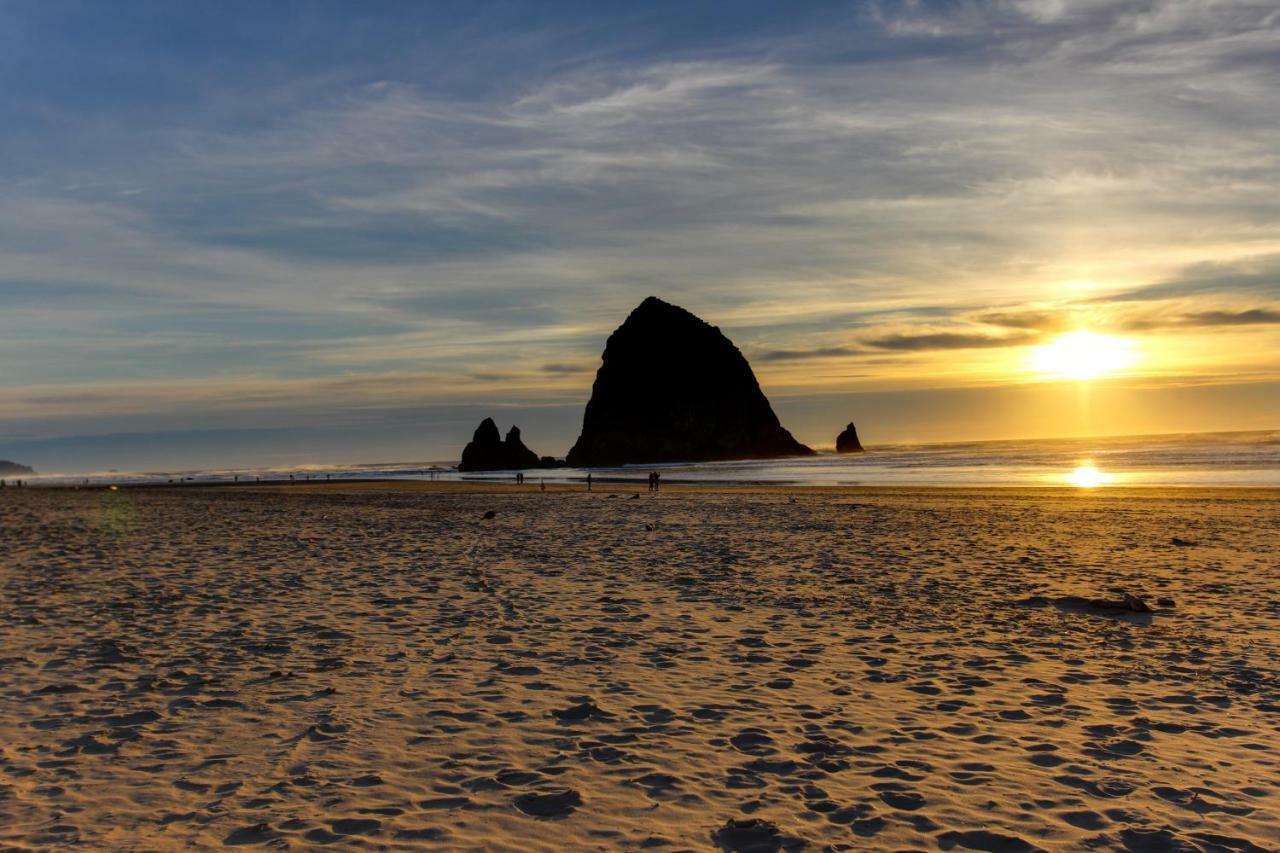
1031,330,1137,380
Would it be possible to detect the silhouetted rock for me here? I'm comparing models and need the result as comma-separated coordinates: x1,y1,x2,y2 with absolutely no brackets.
458,418,543,471
0,460,34,476
503,426,540,469
459,418,501,471
566,297,812,466
835,422,864,453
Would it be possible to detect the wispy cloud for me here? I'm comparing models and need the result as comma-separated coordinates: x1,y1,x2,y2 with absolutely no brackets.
1121,306,1280,330
757,346,862,363
864,331,1045,352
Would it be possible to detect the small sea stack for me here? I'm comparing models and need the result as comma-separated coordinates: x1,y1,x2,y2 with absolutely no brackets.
458,419,542,471
836,422,864,453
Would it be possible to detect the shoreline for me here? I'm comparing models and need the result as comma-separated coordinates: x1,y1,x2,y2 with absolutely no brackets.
17,477,1280,499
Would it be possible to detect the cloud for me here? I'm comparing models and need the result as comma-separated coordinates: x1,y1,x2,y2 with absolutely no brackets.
757,346,861,362
1121,306,1280,330
863,331,1044,352
1103,256,1280,303
1181,308,1280,326
973,311,1069,332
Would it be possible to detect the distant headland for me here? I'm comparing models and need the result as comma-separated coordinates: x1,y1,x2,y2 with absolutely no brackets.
0,460,34,476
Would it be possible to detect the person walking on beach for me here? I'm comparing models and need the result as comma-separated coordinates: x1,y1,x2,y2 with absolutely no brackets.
653,471,661,492
586,473,592,492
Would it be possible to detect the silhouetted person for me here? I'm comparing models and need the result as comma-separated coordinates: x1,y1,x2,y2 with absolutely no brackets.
586,473,592,492
653,472,660,491
540,479,546,492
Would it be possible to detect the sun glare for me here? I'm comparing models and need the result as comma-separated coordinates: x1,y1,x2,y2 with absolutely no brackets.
1065,463,1112,488
1031,330,1136,380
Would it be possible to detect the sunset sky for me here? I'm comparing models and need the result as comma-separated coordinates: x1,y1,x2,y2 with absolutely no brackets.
2,1,1277,471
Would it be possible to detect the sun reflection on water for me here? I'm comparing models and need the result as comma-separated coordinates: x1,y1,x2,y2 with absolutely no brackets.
1065,463,1113,488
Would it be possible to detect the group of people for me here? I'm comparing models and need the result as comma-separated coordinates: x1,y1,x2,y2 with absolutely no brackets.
510,470,661,491
0,479,24,488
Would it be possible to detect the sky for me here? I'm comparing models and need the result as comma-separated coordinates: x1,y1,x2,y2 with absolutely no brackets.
1,0,1277,473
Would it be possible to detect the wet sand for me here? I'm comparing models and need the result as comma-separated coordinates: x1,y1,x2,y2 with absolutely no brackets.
1,483,1277,851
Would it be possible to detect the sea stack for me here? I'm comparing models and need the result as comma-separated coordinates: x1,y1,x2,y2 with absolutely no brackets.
566,297,813,466
836,422,864,453
458,419,542,471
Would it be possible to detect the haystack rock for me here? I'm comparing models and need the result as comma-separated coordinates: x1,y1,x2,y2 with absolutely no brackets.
566,297,813,466
836,422,864,453
458,419,541,471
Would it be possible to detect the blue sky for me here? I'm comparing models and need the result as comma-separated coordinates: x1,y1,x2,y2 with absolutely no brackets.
1,1,1278,472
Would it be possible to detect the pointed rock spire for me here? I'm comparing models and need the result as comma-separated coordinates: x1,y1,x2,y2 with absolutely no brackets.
836,422,864,453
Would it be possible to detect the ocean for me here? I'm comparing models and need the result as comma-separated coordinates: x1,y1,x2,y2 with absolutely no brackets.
25,430,1280,488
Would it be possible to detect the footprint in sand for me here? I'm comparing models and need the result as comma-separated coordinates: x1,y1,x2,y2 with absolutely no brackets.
513,788,582,818
329,818,382,836
711,817,807,852
223,823,280,846
418,795,472,810
729,729,775,754
876,787,926,810
631,772,681,797
551,700,613,722
935,828,1041,852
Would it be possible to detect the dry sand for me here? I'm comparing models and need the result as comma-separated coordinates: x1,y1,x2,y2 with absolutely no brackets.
1,483,1277,851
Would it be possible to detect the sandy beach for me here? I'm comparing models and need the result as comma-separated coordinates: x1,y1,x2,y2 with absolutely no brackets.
1,483,1277,851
